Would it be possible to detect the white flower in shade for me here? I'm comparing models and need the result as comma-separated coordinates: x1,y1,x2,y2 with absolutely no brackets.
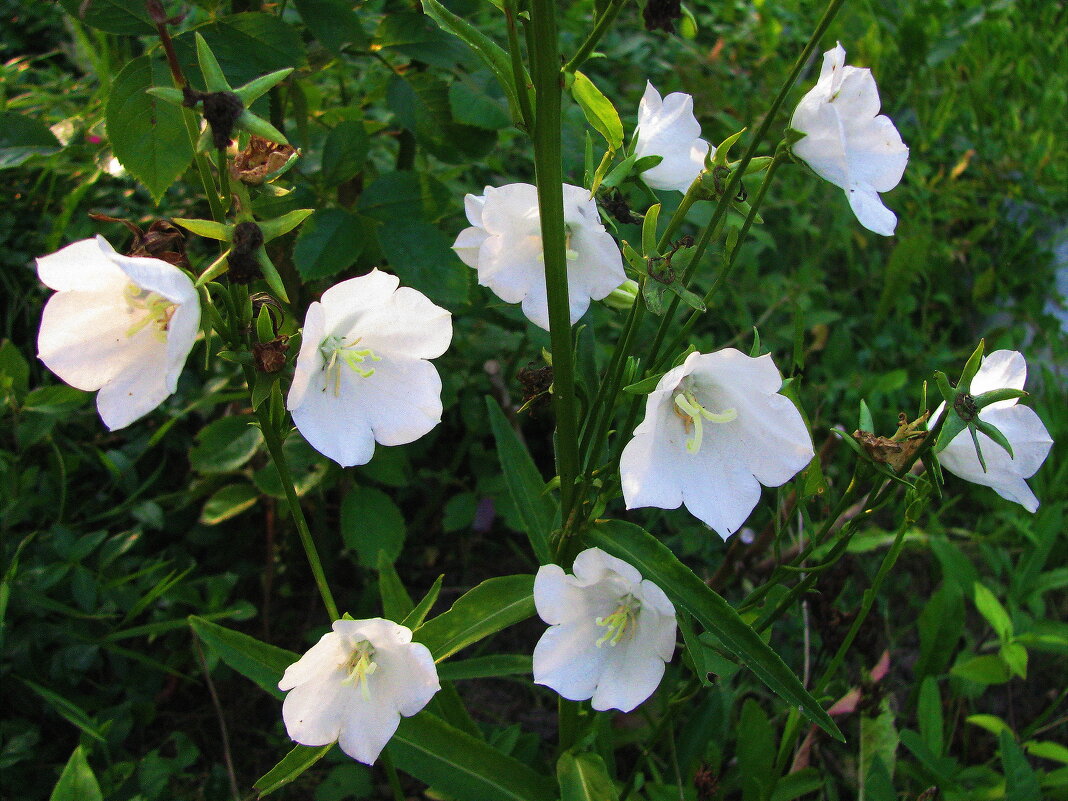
36,235,200,431
451,183,626,331
790,43,909,236
632,82,711,192
279,618,440,765
620,348,814,538
286,269,451,467
533,547,676,712
935,350,1053,512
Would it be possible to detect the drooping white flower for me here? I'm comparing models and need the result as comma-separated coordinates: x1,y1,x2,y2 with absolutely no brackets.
790,43,909,236
533,547,676,712
287,269,451,467
620,348,814,538
451,183,626,331
279,618,440,765
633,82,711,193
36,235,200,431
935,350,1053,512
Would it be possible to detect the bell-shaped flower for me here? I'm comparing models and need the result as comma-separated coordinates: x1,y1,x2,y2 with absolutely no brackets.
620,348,814,538
533,547,676,712
287,269,451,467
452,183,626,331
279,618,440,765
934,350,1053,512
36,235,200,431
632,82,711,192
790,43,909,236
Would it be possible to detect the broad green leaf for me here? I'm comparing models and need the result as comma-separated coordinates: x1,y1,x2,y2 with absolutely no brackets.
341,486,406,567
737,698,776,801
860,697,899,793
0,340,30,399
449,82,511,130
22,385,89,415
1000,641,1028,678
915,582,964,680
49,746,103,801
386,72,496,163
950,654,1011,685
571,71,623,150
414,574,535,662
0,111,61,169
254,744,333,797
59,0,154,35
358,170,451,223
1025,740,1068,765
437,654,532,681
917,676,943,756
292,0,369,55
321,119,369,186
585,520,842,740
292,208,369,281
389,712,556,801
375,10,473,70
378,553,414,620
420,0,523,121
188,615,298,698
1001,730,1043,801
770,770,823,801
200,483,259,525
189,415,262,474
485,396,554,563
175,13,306,90
966,714,1012,737
973,582,1013,641
558,751,619,801
105,56,194,203
376,217,470,308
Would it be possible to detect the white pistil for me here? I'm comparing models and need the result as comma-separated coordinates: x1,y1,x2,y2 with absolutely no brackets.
595,596,640,647
673,390,737,454
342,641,378,701
319,335,382,396
123,283,177,342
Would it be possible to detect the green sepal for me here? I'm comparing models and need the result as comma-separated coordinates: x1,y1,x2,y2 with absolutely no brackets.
622,372,666,395
195,33,230,93
968,425,988,473
859,398,874,433
145,86,185,106
256,249,290,304
783,127,806,147
217,349,253,365
642,280,668,315
933,411,968,455
933,370,956,404
174,218,231,240
711,127,746,167
630,154,663,175
622,241,646,276
256,305,275,344
749,327,762,357
974,418,1014,460
258,209,314,242
234,68,294,105
973,388,1028,409
958,339,986,392
741,155,774,175
667,282,706,311
237,110,289,146
196,250,233,287
600,152,638,189
641,203,660,257
251,373,276,411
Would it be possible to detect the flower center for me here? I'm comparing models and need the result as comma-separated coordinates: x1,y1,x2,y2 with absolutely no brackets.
319,334,381,396
595,595,641,647
673,390,737,455
535,227,579,262
341,640,378,700
123,283,177,342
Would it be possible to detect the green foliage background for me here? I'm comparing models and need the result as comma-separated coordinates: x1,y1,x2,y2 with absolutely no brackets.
1,0,1065,799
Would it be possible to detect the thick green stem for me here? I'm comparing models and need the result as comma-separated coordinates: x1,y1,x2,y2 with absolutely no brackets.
563,0,627,74
529,0,580,533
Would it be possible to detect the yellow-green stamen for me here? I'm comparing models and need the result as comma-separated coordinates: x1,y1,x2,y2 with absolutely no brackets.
673,390,737,454
595,596,640,647
341,641,378,701
123,283,177,342
319,335,381,396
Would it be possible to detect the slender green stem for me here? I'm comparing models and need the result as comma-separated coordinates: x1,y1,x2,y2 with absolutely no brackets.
529,0,580,534
380,751,406,801
563,0,627,74
558,697,580,752
503,0,535,131
216,147,231,215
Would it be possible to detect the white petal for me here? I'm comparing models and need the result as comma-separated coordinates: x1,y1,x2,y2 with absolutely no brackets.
683,432,765,538
971,350,1027,403
533,618,609,701
847,184,898,236
281,674,349,747
464,192,487,227
846,116,908,192
335,690,402,765
620,391,687,513
108,244,198,306
289,371,377,467
534,564,596,626
357,287,452,360
481,183,540,235
36,236,128,293
572,547,643,590
633,83,707,192
452,226,489,269
286,302,326,412
164,301,201,393
279,631,347,691
356,357,443,447
568,225,627,302
319,269,401,333
95,346,173,431
590,607,673,712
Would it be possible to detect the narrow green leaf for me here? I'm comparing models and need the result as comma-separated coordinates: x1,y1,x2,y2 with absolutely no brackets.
414,575,536,662
558,751,619,801
49,746,103,801
437,654,532,681
389,712,556,801
378,552,414,620
254,744,333,797
258,209,314,242
22,680,106,742
188,615,298,698
571,71,624,150
0,111,61,169
1001,729,1043,801
973,582,1013,641
485,396,555,563
641,203,660,257
966,713,1013,737
585,520,842,740
401,575,444,630
200,483,259,525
